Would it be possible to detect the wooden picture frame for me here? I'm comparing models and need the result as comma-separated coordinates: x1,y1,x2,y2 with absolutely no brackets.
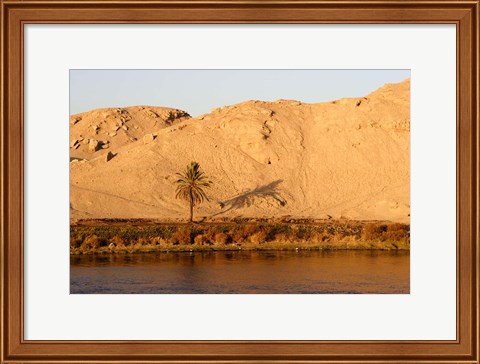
1,1,478,362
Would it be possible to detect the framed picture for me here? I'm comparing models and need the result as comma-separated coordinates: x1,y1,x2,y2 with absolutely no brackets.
1,0,478,363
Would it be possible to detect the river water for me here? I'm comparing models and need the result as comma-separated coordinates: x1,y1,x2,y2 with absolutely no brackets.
70,250,409,294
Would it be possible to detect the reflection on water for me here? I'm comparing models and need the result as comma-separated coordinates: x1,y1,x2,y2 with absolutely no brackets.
70,250,409,294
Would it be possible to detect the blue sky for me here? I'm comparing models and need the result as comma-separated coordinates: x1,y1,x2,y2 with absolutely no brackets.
70,69,410,117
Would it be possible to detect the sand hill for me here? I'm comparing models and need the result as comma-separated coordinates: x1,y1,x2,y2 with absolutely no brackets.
70,106,190,160
70,79,410,222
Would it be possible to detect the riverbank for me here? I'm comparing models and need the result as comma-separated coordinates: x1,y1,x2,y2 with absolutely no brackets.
70,219,410,255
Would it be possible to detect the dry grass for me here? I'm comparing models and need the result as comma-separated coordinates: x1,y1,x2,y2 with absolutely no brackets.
362,222,409,242
109,235,125,247
71,220,410,254
171,227,193,245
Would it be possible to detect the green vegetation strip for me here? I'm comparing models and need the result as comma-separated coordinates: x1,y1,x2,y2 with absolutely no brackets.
70,221,410,255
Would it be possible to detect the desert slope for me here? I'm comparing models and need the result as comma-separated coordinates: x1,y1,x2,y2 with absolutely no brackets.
70,106,190,160
70,79,410,222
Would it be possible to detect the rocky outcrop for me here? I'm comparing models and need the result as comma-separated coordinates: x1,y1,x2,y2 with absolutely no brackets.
69,106,191,159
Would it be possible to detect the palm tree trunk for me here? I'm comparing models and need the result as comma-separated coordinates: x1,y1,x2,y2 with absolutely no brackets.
189,191,194,222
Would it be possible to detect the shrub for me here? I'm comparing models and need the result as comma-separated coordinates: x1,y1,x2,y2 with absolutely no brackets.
362,223,408,242
133,239,148,249
214,232,229,245
81,234,108,251
231,229,246,243
249,231,267,244
242,224,260,236
171,227,193,245
384,229,409,242
202,229,217,244
136,237,149,246
362,223,387,241
274,233,290,243
387,223,409,232
150,236,166,246
295,225,312,240
262,226,276,242
230,224,258,243
70,235,83,249
194,234,208,245
109,235,125,247
309,231,329,243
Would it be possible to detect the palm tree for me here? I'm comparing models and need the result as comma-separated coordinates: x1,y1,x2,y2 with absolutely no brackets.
175,161,212,222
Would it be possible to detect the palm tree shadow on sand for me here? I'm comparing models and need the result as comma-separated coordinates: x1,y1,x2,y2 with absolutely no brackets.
214,180,287,216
